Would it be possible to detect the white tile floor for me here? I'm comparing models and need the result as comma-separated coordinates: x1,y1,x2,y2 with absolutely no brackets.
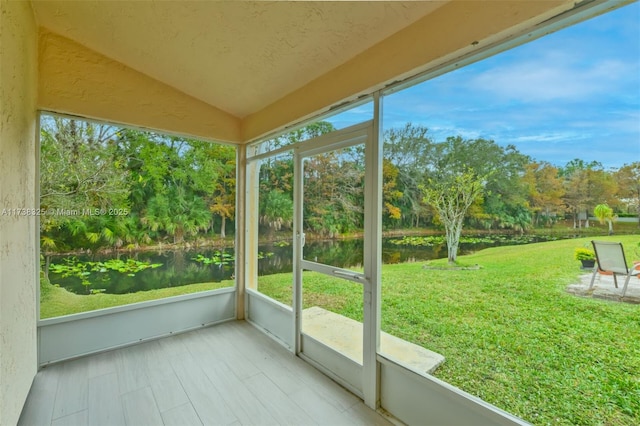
19,321,393,426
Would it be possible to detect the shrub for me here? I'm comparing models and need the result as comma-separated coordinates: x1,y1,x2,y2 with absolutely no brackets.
574,247,595,261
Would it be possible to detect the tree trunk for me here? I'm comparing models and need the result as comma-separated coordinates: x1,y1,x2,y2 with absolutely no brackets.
44,255,51,280
220,216,226,239
446,218,463,265
174,227,184,244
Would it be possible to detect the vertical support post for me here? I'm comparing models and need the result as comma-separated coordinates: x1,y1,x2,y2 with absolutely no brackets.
243,146,261,320
35,112,42,325
235,144,247,319
36,112,43,367
363,92,383,408
293,148,303,354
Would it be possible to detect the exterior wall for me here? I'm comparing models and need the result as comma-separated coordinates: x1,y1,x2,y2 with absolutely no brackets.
38,30,241,143
0,1,39,424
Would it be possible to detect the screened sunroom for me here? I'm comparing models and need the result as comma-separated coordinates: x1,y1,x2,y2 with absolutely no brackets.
1,1,635,425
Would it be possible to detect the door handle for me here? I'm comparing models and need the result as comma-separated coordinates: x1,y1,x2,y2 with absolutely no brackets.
332,270,363,280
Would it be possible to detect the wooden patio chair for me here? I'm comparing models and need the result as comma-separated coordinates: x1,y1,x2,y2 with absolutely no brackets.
589,240,640,298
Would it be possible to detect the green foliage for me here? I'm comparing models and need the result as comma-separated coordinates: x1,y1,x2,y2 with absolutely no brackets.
40,116,635,251
594,203,614,222
382,126,534,234
39,117,131,252
594,203,616,235
615,163,640,226
562,160,618,229
389,235,544,247
49,257,163,287
574,248,595,261
40,279,233,318
40,116,237,252
192,252,234,265
524,162,565,227
191,251,272,266
260,190,293,232
301,143,364,237
258,251,274,259
422,168,487,263
390,236,447,247
49,258,93,286
258,122,367,238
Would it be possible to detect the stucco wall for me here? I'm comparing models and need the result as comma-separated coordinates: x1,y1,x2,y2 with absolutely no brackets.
38,30,241,144
0,1,39,424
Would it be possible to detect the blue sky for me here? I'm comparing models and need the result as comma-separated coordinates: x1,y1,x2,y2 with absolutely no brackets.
331,2,639,170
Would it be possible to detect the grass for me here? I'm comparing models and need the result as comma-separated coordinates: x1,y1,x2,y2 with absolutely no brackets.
39,235,640,424
40,278,233,318
258,235,640,425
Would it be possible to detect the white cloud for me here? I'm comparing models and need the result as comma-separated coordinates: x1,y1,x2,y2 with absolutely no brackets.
468,57,628,103
376,3,639,169
510,131,590,144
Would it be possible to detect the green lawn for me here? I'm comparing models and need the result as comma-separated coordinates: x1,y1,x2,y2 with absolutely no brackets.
40,278,233,318
258,235,640,426
40,235,640,425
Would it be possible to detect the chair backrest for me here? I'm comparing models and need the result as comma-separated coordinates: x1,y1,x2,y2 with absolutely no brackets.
591,240,629,274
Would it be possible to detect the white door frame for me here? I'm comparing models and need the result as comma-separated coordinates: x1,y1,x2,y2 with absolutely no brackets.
292,111,382,408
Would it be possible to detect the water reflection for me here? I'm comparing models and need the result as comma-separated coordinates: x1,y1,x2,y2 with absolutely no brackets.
47,235,562,294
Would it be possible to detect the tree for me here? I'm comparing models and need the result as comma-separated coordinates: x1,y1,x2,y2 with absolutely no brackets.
303,148,364,237
594,203,615,235
39,116,130,251
260,190,293,234
561,160,611,228
260,121,336,152
523,162,565,226
383,125,533,233
39,114,242,252
258,153,294,235
382,159,403,223
428,136,530,232
204,145,236,238
615,162,640,227
258,121,366,238
119,130,236,243
421,169,486,264
383,124,434,228
562,168,590,228
460,141,530,231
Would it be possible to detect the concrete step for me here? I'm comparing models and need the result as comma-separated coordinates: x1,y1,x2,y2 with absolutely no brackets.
567,272,640,303
302,306,445,374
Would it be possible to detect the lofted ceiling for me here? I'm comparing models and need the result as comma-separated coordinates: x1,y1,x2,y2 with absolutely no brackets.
30,0,610,143
31,1,445,119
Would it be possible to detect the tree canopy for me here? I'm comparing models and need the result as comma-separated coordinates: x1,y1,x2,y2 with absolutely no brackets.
39,117,638,253
40,117,236,252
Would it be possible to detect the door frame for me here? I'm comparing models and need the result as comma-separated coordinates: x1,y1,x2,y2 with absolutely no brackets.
292,117,382,405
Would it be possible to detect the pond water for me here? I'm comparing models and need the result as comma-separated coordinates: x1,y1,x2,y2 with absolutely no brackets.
46,234,563,295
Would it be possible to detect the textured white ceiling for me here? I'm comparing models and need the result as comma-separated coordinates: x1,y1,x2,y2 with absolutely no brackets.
31,1,446,118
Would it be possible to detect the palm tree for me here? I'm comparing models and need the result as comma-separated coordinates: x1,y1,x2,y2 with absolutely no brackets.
594,203,615,235
260,190,293,235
